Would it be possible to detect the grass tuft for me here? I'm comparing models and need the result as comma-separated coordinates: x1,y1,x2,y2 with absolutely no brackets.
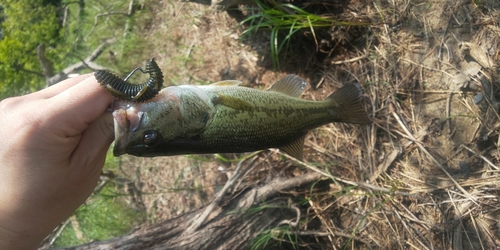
239,0,370,69
250,226,296,250
53,184,146,247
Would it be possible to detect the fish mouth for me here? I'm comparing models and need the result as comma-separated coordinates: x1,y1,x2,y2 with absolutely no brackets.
112,107,144,156
112,109,130,156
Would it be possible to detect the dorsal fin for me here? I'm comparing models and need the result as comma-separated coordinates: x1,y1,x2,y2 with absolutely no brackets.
209,80,242,86
279,135,306,161
268,75,308,97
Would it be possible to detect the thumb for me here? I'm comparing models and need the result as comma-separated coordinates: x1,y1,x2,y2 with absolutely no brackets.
49,75,113,137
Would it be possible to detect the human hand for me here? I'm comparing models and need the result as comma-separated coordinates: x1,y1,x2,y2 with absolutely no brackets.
0,74,114,249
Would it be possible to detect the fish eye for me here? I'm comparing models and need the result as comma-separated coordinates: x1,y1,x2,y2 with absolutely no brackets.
143,131,160,145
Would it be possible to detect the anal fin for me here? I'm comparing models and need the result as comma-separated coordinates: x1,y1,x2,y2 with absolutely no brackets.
279,135,306,161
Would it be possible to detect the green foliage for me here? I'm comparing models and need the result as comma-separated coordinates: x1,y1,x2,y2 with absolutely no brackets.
53,183,146,247
240,0,370,69
251,228,274,250
0,0,62,98
0,0,141,99
250,226,297,250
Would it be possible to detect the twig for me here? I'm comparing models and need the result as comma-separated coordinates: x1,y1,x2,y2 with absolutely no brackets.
307,199,337,244
460,145,499,170
277,205,301,228
390,103,478,205
185,42,195,66
381,204,404,249
369,148,401,183
446,93,453,134
272,149,423,199
331,54,368,65
408,90,463,94
70,215,84,241
43,218,71,247
295,231,332,236
391,204,431,250
85,12,130,41
184,153,262,234
401,57,454,78
437,10,453,62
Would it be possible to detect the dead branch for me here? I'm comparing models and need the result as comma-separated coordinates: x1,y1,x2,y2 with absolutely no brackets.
45,38,116,87
46,172,323,250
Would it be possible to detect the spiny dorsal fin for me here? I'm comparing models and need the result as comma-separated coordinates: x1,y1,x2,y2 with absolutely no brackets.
268,75,307,97
209,80,242,86
214,94,253,110
279,135,306,161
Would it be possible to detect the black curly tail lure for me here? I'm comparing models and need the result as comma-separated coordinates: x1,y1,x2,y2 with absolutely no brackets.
95,58,164,102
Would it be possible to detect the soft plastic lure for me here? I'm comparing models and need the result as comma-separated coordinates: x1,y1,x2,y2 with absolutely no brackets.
95,58,164,102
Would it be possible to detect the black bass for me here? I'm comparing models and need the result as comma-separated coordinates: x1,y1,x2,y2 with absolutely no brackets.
112,75,371,159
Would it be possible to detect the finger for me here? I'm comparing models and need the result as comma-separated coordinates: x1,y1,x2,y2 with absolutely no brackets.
47,74,113,137
27,74,95,100
69,113,114,186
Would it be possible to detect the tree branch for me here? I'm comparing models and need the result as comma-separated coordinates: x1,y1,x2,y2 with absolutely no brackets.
47,172,323,250
45,38,116,87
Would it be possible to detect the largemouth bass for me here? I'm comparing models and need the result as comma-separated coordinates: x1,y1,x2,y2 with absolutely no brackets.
112,75,371,159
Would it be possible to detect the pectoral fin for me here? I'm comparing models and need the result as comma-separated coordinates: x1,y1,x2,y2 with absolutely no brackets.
279,135,306,161
214,94,253,110
268,75,308,97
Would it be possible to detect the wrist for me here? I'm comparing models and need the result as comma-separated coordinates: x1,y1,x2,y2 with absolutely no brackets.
0,226,41,250
0,200,46,250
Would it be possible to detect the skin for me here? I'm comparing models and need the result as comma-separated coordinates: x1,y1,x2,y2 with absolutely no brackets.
0,74,114,249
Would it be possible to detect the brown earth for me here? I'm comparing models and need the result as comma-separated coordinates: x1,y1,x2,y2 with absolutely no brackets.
93,0,500,249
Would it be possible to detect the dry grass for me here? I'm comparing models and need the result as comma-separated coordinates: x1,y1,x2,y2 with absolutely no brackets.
112,0,500,249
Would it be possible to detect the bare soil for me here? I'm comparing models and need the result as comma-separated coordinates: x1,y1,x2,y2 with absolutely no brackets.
110,0,500,249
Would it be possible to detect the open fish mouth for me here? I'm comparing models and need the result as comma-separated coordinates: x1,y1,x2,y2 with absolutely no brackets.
112,109,129,156
112,107,144,156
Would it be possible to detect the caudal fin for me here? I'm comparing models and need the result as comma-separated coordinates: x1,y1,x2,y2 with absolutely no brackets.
327,83,371,124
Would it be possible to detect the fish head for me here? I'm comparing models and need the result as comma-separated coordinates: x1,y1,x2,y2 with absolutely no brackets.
112,85,214,156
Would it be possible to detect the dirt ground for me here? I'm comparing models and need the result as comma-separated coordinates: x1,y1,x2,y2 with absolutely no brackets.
112,0,499,249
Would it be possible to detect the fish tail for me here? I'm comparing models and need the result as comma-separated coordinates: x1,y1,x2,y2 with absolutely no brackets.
327,83,371,124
